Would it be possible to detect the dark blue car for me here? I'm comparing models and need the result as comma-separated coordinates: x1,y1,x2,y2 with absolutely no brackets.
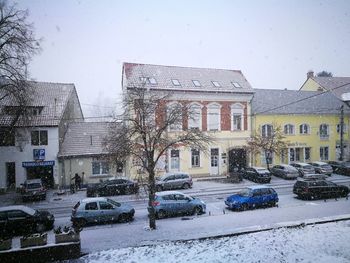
225,186,278,211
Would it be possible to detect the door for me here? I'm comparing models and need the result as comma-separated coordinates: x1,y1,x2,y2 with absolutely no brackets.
6,162,15,189
170,150,180,172
7,210,32,235
99,201,116,222
210,148,219,175
163,175,175,190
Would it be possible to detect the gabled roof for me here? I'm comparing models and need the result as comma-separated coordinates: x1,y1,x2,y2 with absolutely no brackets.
58,122,112,158
122,63,254,94
0,81,82,126
251,88,350,115
311,76,350,100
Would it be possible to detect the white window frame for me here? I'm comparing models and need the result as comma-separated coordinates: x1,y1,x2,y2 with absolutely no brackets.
319,124,329,139
337,123,347,134
167,102,183,132
188,102,202,130
284,124,295,135
171,79,181,86
230,103,244,131
320,146,329,161
299,123,310,135
207,102,221,131
212,81,221,87
92,161,110,175
192,80,201,87
191,149,200,167
261,124,273,137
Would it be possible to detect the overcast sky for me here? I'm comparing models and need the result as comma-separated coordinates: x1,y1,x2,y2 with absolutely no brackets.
15,0,350,118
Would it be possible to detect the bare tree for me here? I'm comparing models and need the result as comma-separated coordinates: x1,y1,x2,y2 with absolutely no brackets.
104,86,213,230
246,125,288,170
317,71,333,77
0,0,41,143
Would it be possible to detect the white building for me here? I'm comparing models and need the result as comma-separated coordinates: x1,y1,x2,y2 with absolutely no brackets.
0,81,83,190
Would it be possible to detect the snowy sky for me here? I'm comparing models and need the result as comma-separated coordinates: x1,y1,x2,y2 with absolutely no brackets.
14,0,350,118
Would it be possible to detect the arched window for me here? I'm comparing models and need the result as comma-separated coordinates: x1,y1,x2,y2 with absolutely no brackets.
299,124,310,135
167,102,183,131
319,124,329,139
231,103,244,131
261,124,273,137
284,124,295,135
188,102,202,130
207,102,221,131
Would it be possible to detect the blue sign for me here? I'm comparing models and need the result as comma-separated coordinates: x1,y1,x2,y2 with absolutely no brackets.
33,149,45,160
22,161,55,167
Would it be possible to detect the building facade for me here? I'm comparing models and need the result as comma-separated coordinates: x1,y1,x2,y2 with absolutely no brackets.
122,63,255,178
0,81,84,190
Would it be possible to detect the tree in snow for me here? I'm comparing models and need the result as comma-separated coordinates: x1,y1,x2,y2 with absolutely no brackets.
245,124,288,170
0,1,41,144
104,86,213,229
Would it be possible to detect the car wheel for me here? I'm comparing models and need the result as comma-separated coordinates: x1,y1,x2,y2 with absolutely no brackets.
240,203,249,211
269,201,276,207
182,183,190,190
157,210,166,219
125,187,132,195
341,189,349,198
35,223,46,233
193,206,203,215
74,218,87,228
118,213,130,223
156,185,163,192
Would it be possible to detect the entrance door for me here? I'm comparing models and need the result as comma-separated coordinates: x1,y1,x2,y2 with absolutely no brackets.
26,166,54,188
6,162,16,189
170,149,180,172
210,148,219,175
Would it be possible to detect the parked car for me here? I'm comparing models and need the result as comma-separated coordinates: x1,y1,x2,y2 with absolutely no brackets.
242,167,271,183
327,161,344,172
308,161,333,176
71,197,135,227
331,161,350,176
290,162,315,177
270,164,299,179
155,172,193,191
148,191,206,219
86,178,139,197
293,177,349,200
225,186,278,211
20,179,47,202
0,205,54,237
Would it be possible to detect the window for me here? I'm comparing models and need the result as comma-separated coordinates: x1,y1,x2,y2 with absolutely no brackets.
212,81,221,87
337,124,347,134
92,161,110,175
85,202,98,210
319,124,329,139
280,149,288,163
167,102,183,131
261,124,273,137
284,124,294,135
207,103,221,131
8,210,27,219
139,77,147,83
188,103,202,130
170,149,180,171
231,103,244,131
192,80,201,87
320,146,329,161
191,149,200,167
0,129,15,146
231,82,241,88
299,124,309,134
99,201,114,210
305,147,311,161
31,130,48,145
289,148,295,162
171,79,181,86
148,77,157,85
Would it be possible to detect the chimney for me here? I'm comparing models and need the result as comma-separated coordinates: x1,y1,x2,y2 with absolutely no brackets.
307,71,314,79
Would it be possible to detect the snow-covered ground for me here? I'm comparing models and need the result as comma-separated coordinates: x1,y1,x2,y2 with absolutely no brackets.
76,220,350,263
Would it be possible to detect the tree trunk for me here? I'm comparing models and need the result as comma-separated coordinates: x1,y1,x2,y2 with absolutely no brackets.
148,167,157,229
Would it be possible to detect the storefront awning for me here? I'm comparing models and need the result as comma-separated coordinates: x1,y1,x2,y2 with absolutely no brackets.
22,161,55,167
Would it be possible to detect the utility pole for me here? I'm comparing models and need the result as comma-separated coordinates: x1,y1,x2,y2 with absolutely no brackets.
340,105,344,161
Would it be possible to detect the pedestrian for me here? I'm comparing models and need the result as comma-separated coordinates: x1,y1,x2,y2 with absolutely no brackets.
72,173,81,190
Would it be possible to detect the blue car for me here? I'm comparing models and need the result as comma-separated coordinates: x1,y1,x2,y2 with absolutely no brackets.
225,186,278,211
148,191,206,219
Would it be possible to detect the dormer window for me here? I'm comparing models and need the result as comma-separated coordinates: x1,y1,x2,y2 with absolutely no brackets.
148,77,157,85
212,81,221,87
231,82,241,88
139,77,147,83
32,107,43,116
192,80,201,87
171,79,181,86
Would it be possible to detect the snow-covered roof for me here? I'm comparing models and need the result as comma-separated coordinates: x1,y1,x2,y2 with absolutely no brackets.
122,62,254,94
312,76,350,100
58,121,113,158
0,205,36,215
252,88,350,115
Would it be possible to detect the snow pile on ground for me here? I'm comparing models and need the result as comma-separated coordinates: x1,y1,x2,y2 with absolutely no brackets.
76,221,350,263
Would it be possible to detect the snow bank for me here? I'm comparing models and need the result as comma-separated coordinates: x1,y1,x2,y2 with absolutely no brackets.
77,220,350,263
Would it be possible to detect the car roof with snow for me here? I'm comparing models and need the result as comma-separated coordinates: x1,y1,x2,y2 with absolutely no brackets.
247,185,272,190
292,162,311,166
81,197,110,203
251,166,269,170
0,205,36,215
155,191,187,196
311,161,328,165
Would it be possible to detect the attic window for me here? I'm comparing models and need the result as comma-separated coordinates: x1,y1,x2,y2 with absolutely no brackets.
192,80,201,87
212,81,221,87
231,82,241,88
148,77,157,85
139,77,147,83
171,79,181,86
317,87,323,91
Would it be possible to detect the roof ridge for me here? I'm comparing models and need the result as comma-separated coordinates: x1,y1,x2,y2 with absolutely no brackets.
27,80,75,86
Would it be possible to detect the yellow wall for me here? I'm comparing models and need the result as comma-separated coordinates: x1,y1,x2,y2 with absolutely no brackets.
300,78,325,91
252,114,349,167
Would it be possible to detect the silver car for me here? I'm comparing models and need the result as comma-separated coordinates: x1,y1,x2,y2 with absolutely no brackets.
308,161,333,176
71,197,135,227
270,164,299,179
156,172,193,191
290,162,315,176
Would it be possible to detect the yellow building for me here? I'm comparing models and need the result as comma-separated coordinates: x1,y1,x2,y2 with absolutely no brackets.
251,88,350,167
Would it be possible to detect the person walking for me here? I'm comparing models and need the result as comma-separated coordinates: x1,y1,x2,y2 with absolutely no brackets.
72,173,81,191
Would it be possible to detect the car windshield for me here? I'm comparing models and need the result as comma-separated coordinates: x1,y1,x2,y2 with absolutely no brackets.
238,189,251,197
256,168,269,173
304,165,313,169
26,183,42,189
107,199,121,207
22,206,36,216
